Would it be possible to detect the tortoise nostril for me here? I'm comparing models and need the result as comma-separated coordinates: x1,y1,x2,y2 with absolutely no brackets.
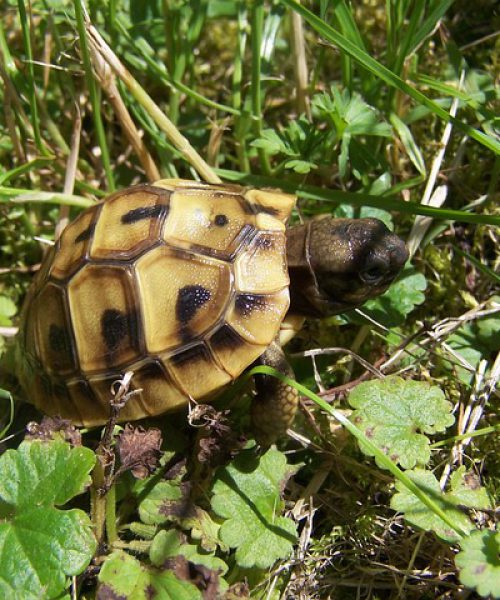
390,242,409,268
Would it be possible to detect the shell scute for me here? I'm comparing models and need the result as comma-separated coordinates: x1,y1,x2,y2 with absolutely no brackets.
132,360,188,415
165,342,232,399
35,282,76,376
234,231,289,293
162,188,256,259
67,264,141,372
90,186,170,260
50,206,99,280
135,246,232,353
226,288,290,346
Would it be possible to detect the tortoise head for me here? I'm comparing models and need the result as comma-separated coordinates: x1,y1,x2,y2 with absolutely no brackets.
286,217,409,317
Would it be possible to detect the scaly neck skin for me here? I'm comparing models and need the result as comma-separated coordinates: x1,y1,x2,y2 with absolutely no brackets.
285,222,324,318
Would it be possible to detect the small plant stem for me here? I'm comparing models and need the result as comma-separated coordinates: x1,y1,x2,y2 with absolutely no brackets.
90,458,106,544
112,540,151,552
73,0,115,191
1,187,93,208
163,0,182,124
86,22,221,184
233,2,250,172
396,531,425,599
16,0,44,154
430,425,500,448
289,5,310,117
250,0,272,175
105,483,118,545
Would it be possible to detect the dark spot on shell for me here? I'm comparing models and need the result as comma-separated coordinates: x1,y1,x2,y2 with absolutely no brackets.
234,294,267,317
49,324,70,353
210,324,245,351
74,223,96,243
169,343,209,367
137,361,166,380
176,285,211,324
214,214,228,227
121,203,169,224
101,309,129,351
179,325,196,345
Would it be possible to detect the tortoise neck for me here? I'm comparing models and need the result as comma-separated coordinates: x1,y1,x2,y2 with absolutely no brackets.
286,223,323,318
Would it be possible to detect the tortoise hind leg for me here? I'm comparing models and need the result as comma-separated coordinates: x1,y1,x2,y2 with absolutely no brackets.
251,341,299,446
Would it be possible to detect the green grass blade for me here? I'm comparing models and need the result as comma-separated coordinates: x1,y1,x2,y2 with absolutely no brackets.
74,0,115,191
217,168,500,226
390,113,426,176
0,186,94,208
0,156,55,185
409,0,455,54
16,0,44,154
451,245,500,284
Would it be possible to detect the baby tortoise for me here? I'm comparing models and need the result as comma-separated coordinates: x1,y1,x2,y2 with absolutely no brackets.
16,179,408,444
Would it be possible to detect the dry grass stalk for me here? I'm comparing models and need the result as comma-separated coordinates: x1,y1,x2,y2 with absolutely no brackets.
55,104,81,239
407,70,465,258
290,7,310,118
85,19,221,184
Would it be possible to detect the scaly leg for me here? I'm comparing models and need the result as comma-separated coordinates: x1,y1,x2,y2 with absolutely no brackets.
251,341,299,446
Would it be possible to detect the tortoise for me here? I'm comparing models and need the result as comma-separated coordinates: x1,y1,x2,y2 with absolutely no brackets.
16,179,408,444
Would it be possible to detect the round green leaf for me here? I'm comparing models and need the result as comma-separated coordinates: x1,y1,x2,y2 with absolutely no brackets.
456,530,500,598
211,448,298,569
0,441,96,599
349,376,454,469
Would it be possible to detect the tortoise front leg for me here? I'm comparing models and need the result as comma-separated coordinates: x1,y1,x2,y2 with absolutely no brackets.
251,341,299,446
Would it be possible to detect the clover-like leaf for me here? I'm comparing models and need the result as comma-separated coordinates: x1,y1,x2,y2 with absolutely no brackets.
0,441,96,599
349,376,454,469
390,468,491,543
211,447,298,569
98,550,200,600
456,530,500,598
150,529,228,577
138,480,186,525
182,506,226,552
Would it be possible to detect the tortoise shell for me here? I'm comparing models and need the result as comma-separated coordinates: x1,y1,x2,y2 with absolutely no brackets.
17,179,296,426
